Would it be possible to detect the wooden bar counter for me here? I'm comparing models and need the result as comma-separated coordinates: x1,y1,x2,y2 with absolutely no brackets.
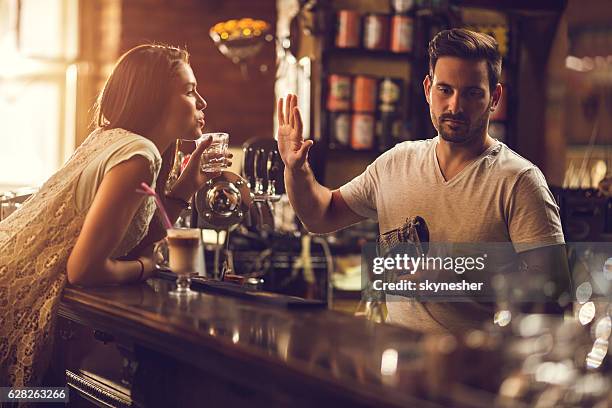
50,276,441,408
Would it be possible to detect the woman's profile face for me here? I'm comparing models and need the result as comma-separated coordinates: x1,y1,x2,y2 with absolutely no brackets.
162,62,207,140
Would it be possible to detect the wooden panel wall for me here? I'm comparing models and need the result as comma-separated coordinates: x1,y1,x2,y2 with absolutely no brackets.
78,0,277,147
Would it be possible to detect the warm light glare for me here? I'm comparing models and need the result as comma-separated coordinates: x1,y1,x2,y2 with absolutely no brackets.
576,282,592,304
595,316,611,340
565,55,612,72
535,361,575,385
380,348,398,376
494,310,512,327
0,0,78,189
586,339,608,370
579,302,596,326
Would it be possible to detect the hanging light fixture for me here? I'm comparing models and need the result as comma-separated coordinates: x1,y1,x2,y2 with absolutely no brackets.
209,18,273,78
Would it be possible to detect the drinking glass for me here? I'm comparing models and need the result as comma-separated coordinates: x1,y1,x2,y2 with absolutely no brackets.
197,132,229,173
167,227,202,297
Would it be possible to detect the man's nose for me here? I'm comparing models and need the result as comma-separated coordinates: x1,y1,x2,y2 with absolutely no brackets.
447,92,463,114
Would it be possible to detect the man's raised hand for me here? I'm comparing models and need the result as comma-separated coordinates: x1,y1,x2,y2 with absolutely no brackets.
277,94,313,171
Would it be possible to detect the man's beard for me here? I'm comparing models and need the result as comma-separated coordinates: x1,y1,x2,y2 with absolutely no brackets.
433,108,489,144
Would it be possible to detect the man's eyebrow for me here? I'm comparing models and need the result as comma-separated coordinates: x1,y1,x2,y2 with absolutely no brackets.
435,81,484,90
184,81,197,89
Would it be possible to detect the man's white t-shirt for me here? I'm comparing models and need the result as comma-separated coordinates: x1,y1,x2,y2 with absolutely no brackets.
339,137,565,333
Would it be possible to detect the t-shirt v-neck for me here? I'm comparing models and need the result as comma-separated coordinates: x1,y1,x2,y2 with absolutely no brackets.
432,137,501,186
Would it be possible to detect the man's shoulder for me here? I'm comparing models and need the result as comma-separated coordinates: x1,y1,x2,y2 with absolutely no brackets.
491,143,540,180
383,138,435,158
369,138,434,172
395,137,436,151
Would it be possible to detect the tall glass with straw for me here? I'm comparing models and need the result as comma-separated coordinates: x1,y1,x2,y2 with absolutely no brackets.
137,182,200,297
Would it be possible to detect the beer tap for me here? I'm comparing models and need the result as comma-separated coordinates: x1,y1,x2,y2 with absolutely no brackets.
242,145,256,190
267,149,281,199
254,148,267,197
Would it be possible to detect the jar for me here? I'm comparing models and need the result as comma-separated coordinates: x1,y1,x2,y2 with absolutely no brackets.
378,77,403,112
351,113,375,150
390,15,413,53
352,75,377,113
327,74,352,111
329,112,351,147
335,10,361,48
363,14,389,51
390,0,414,14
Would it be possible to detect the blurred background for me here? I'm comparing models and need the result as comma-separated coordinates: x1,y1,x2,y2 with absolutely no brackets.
0,0,277,190
0,0,610,192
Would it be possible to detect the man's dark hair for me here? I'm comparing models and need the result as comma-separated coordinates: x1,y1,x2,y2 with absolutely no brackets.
428,28,502,92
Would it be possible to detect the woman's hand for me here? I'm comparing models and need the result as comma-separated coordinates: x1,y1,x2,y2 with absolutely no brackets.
170,136,233,200
277,94,313,171
136,241,165,280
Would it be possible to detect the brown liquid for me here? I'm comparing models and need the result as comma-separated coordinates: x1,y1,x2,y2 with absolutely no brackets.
168,236,200,248
168,236,201,274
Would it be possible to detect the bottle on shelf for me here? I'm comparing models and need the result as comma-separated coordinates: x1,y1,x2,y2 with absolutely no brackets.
390,14,414,53
376,77,404,151
351,75,378,150
363,13,389,51
335,10,361,49
327,74,352,148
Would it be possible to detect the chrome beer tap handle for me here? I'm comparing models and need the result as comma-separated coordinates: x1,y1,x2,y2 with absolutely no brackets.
242,145,255,190
265,149,282,202
254,148,266,196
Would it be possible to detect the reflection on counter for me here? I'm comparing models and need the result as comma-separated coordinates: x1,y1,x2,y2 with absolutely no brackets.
54,275,612,407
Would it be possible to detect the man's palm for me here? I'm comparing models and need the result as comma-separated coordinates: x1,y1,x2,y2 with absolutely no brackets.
278,122,304,167
277,94,312,170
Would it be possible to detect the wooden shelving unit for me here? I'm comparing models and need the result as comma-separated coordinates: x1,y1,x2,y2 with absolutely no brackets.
299,0,566,189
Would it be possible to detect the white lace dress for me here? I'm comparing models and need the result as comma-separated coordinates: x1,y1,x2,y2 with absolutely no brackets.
0,128,161,386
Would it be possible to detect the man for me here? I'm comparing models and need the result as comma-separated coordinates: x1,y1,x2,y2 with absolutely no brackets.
277,29,570,333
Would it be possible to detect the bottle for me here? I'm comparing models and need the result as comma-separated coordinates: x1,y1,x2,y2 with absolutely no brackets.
363,13,389,51
335,10,361,48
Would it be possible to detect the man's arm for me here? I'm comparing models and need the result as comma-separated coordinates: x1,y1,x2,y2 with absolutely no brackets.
516,244,572,313
285,165,364,233
505,167,570,312
278,94,364,233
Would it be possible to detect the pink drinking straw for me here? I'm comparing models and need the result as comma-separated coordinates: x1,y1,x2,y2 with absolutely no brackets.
136,182,173,229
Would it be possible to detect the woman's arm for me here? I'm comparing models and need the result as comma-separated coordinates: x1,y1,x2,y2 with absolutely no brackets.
66,155,158,286
128,136,234,257
127,146,181,255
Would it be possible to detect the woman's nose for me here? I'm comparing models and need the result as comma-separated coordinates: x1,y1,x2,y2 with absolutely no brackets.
197,95,207,111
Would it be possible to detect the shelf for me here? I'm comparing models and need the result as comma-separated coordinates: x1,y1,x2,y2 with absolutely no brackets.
451,0,567,15
309,1,565,186
327,53,411,79
327,47,413,60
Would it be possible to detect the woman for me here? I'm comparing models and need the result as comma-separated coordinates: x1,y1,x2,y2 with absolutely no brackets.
0,44,229,386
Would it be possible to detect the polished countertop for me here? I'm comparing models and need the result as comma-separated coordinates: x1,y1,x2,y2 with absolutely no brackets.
59,277,439,408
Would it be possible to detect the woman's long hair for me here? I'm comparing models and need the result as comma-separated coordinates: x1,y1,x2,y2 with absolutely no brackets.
92,44,191,237
93,44,190,136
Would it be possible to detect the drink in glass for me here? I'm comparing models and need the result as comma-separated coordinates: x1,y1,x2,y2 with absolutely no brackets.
167,227,201,296
197,132,229,173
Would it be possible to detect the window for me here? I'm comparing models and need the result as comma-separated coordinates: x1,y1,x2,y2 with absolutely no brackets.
0,0,78,190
